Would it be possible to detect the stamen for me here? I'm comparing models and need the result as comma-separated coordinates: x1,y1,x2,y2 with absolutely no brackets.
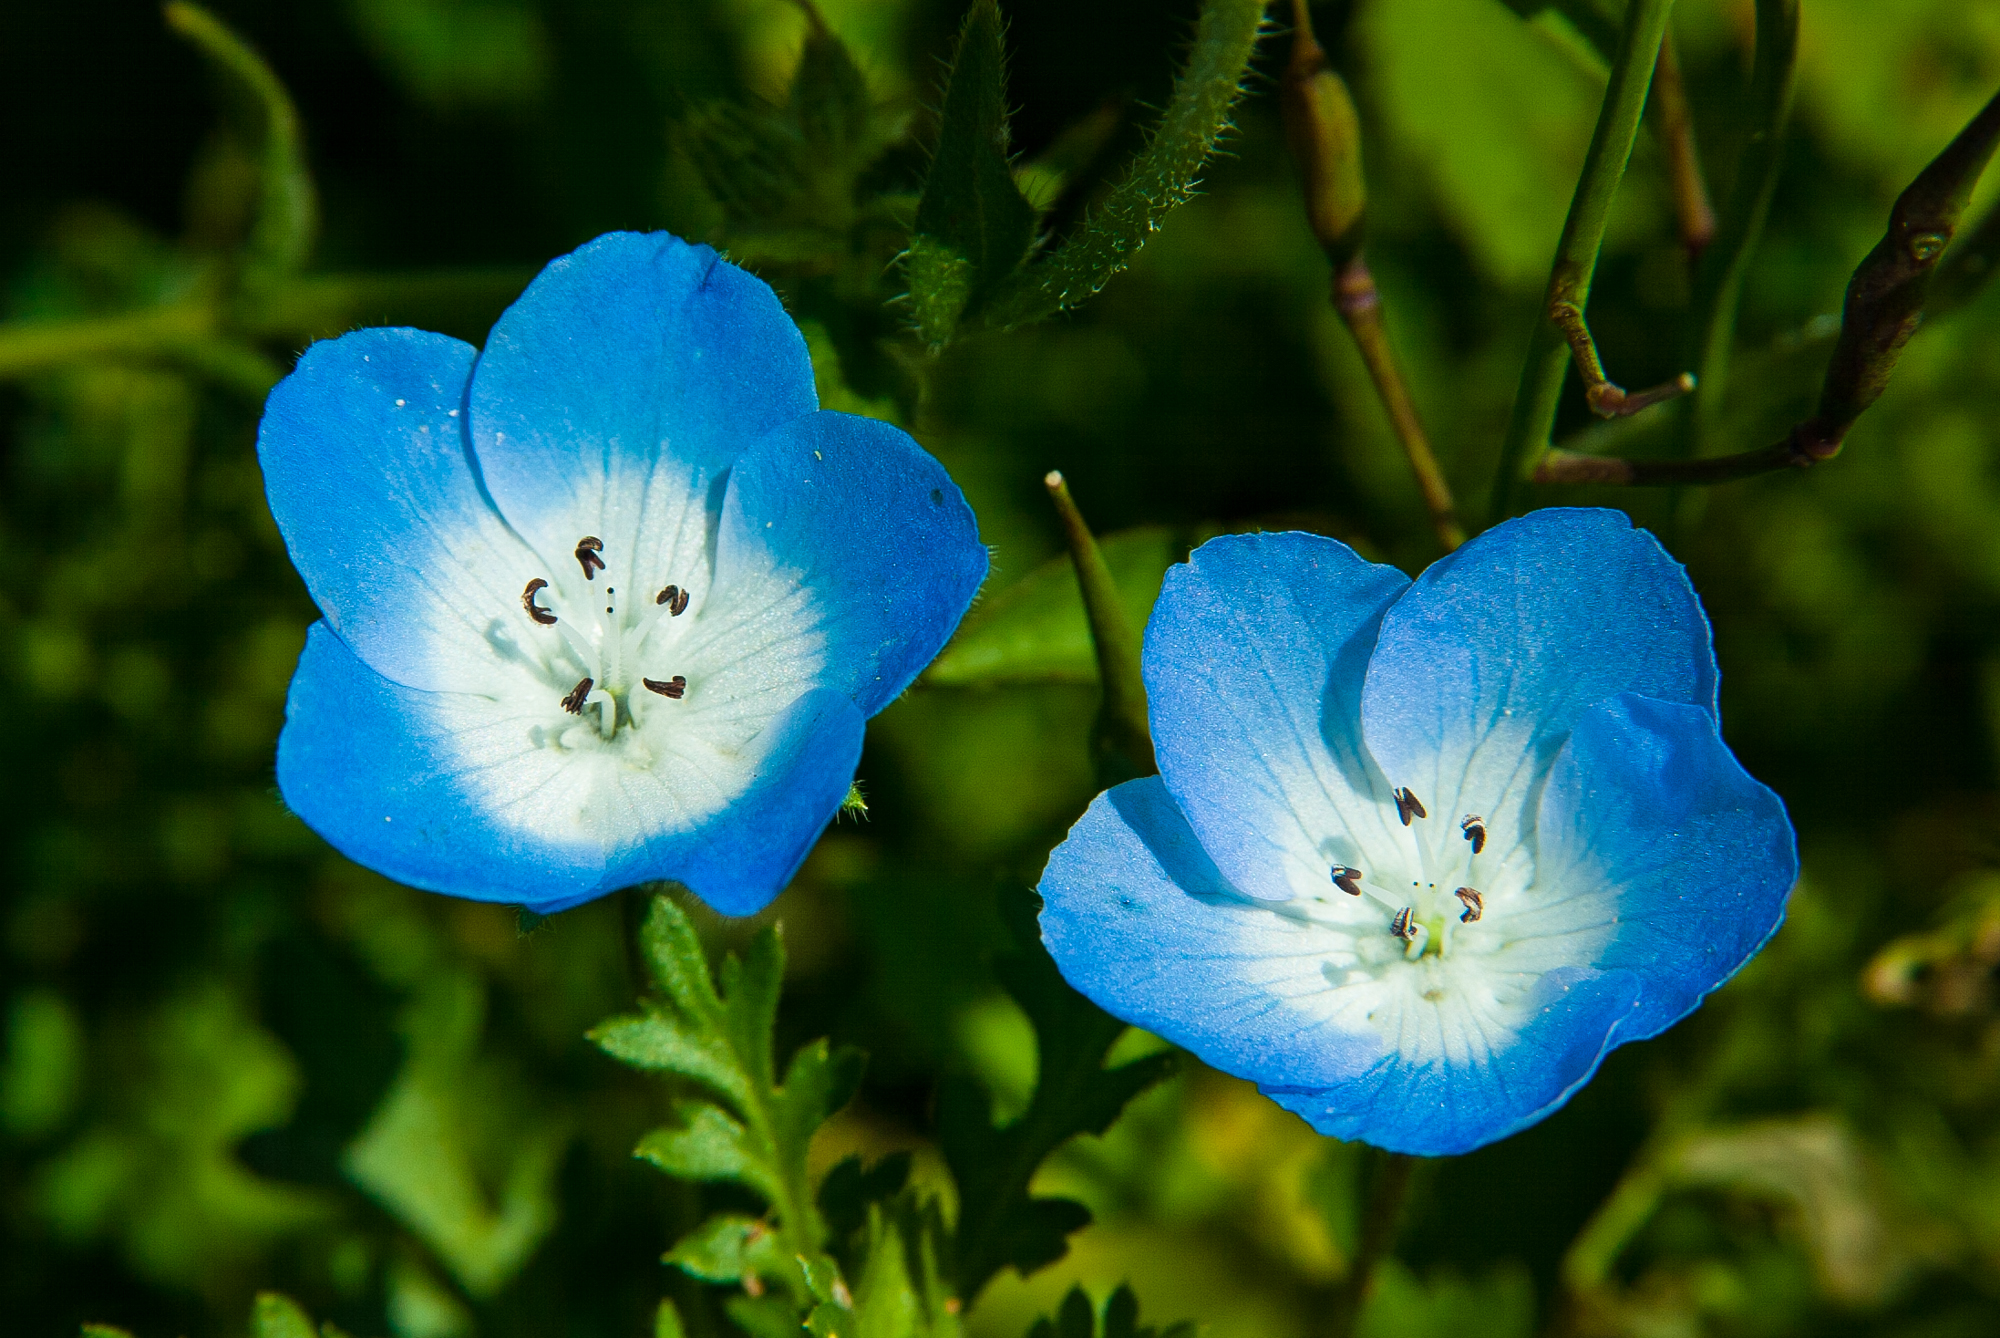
1460,814,1487,854
1394,788,1427,825
560,677,594,714
574,536,606,580
521,578,557,626
1454,887,1484,923
643,675,688,700
1330,865,1364,896
1391,907,1417,941
656,584,690,616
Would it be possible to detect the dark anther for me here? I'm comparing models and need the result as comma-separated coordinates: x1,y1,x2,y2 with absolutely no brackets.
1391,907,1417,941
643,675,687,700
560,677,594,714
521,578,557,626
656,584,690,616
1454,887,1485,923
1331,865,1364,896
574,536,606,580
1394,787,1427,825
1461,814,1487,855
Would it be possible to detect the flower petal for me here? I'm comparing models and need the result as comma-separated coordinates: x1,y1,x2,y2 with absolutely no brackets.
1360,507,1717,865
278,623,863,915
1142,532,1411,901
1263,963,1641,1156
1525,693,1797,1043
706,410,988,718
1037,776,1384,1090
614,685,865,917
467,232,818,595
257,328,541,693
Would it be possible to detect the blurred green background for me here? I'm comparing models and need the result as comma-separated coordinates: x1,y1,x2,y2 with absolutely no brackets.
8,0,2000,1335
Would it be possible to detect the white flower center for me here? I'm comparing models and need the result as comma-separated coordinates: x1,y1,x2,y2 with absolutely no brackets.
516,534,702,748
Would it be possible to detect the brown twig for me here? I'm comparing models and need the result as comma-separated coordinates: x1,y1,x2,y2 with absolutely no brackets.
1284,0,1464,551
1652,30,1718,258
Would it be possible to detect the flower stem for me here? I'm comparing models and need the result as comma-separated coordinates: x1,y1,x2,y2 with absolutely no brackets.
1280,0,1464,553
1489,0,1678,520
1335,259,1465,551
1652,31,1717,260
1325,1150,1417,1338
1044,471,1155,778
1678,0,1800,463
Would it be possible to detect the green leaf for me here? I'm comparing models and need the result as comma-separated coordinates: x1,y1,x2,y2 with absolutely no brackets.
342,972,567,1298
774,1039,867,1156
1021,1283,1190,1338
655,1299,688,1338
599,897,866,1271
925,527,1193,687
163,3,317,286
251,1294,316,1338
636,1100,775,1198
981,0,1265,329
81,1327,135,1338
942,888,1180,1300
586,1006,749,1107
665,1213,789,1283
909,0,1038,345
1056,1288,1094,1338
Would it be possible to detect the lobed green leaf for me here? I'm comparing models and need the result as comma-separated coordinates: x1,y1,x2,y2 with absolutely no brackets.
636,1100,778,1200
665,1213,789,1283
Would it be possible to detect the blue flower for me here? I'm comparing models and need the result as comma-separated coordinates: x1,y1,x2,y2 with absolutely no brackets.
1037,509,1795,1156
259,232,988,916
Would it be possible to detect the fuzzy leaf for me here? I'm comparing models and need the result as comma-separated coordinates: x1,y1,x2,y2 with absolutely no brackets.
587,1006,749,1107
636,1100,776,1199
909,0,1038,344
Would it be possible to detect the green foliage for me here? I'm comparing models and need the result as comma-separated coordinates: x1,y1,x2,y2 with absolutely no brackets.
940,889,1178,1302
593,895,864,1292
1027,1285,1192,1338
908,0,1039,345
925,527,1193,687
19,2,2000,1337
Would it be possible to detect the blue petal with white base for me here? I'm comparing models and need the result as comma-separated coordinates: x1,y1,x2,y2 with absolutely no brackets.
260,232,986,916
1038,511,1794,1156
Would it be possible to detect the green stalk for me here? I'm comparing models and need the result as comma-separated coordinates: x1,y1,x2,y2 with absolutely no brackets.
1489,0,1678,520
1045,471,1155,777
1680,0,1800,460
